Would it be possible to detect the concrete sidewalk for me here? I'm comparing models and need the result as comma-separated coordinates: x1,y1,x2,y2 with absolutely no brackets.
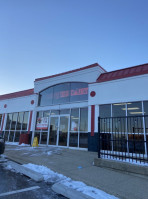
4,145,148,199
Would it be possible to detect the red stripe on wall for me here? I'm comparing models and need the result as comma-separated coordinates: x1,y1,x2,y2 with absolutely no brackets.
1,114,5,132
91,105,95,136
28,111,33,134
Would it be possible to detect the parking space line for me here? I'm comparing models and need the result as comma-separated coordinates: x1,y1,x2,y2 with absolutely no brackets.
0,186,40,197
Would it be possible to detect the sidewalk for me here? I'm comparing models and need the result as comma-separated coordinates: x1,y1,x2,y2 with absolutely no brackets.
4,144,148,199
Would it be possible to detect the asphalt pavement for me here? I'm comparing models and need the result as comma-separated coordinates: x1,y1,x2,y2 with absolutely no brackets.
3,144,148,199
0,163,66,199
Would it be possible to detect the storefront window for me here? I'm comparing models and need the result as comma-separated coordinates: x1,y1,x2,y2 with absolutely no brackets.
70,109,79,131
14,132,21,142
6,114,12,130
143,101,148,115
39,87,53,106
112,103,126,117
80,108,88,131
99,104,111,118
36,111,48,131
51,110,60,115
35,107,88,148
43,111,50,117
16,112,24,130
112,104,126,132
53,83,70,105
127,102,142,116
70,82,88,102
11,113,18,130
69,132,78,147
100,105,111,132
38,82,88,106
4,111,29,143
22,112,29,130
99,101,146,154
79,133,88,148
60,109,70,115
41,132,48,144
143,101,148,133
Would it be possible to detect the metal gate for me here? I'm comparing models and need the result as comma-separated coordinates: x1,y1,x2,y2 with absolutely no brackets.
98,116,148,164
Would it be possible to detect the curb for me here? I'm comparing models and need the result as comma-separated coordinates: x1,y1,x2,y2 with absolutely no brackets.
52,183,94,199
94,158,148,176
7,161,44,182
0,159,7,163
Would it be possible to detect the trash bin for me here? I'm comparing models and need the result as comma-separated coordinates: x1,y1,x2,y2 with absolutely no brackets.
19,134,29,145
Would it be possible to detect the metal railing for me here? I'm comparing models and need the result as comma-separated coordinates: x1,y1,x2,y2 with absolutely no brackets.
98,116,148,164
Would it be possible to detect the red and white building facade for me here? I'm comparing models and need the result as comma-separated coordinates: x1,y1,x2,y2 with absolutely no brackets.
0,63,148,152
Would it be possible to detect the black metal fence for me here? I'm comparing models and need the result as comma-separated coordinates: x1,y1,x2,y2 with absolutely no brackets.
98,116,148,164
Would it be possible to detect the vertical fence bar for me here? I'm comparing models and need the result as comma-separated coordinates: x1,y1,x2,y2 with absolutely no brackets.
99,115,148,164
98,117,100,158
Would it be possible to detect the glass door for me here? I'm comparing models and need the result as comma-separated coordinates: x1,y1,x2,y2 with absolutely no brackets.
58,115,69,146
49,116,59,145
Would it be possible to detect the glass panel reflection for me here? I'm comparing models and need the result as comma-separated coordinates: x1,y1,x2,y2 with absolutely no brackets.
70,82,88,102
4,131,9,141
49,117,58,145
69,132,78,147
113,133,127,152
11,113,18,130
6,114,12,130
71,109,79,131
41,132,48,144
39,87,53,106
38,82,88,106
79,133,88,148
128,134,144,153
99,105,111,118
16,112,24,130
22,112,29,130
53,83,70,105
80,108,88,131
112,103,126,117
9,131,14,142
127,102,142,116
59,116,68,146
14,132,20,142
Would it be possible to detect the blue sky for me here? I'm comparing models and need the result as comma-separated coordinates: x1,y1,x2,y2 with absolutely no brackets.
0,0,148,94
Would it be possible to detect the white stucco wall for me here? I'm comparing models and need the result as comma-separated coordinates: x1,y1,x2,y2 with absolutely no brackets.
89,74,148,106
34,66,104,93
0,94,36,114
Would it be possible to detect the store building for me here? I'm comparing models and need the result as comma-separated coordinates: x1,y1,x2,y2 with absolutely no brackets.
0,63,148,154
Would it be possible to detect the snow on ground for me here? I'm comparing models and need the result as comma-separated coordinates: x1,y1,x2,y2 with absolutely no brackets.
23,163,119,199
5,142,19,146
5,143,62,156
102,155,148,166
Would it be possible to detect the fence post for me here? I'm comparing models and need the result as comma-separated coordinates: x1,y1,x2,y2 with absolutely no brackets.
98,117,100,158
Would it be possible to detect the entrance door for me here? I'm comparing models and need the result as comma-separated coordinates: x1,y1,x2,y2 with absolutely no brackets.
58,116,69,146
48,115,69,146
49,116,59,145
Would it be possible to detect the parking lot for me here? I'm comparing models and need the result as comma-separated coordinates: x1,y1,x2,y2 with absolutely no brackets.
0,162,66,199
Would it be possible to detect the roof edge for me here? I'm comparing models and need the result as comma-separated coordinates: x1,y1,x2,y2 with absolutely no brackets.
97,63,148,83
98,63,148,78
35,63,106,82
0,88,34,101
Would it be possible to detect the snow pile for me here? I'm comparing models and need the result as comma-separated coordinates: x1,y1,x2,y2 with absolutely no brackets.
23,163,118,199
23,163,68,182
18,143,30,147
61,180,118,199
5,142,19,146
47,151,52,156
